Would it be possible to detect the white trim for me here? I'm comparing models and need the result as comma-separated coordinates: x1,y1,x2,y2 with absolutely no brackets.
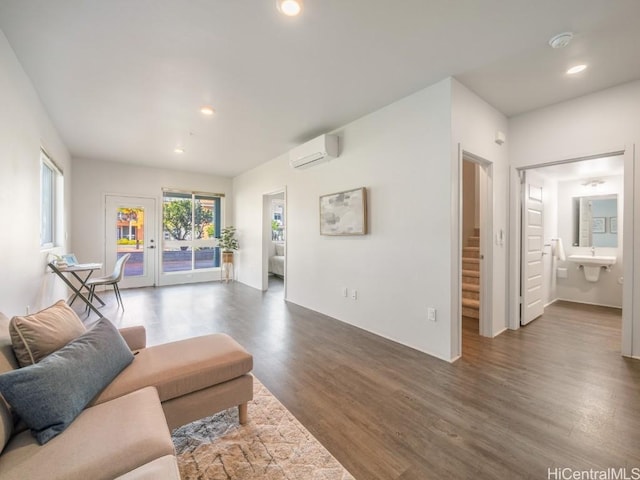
451,145,462,359
622,146,635,357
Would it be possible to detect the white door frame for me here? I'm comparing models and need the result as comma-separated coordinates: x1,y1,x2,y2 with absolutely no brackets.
261,187,287,297
453,145,494,359
507,147,636,358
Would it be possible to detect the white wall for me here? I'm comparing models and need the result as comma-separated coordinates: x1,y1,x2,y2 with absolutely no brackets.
0,29,71,315
451,79,510,342
234,79,455,361
509,80,640,356
556,175,623,308
71,158,232,285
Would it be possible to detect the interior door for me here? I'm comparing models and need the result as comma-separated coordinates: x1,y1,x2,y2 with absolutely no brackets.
105,195,157,289
521,171,545,325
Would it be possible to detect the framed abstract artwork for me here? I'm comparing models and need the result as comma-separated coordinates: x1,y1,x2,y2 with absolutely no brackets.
319,187,367,236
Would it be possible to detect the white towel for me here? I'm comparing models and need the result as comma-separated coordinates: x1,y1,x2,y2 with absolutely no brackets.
554,238,566,261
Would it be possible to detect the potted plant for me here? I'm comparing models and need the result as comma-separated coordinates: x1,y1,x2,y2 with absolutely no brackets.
218,226,239,264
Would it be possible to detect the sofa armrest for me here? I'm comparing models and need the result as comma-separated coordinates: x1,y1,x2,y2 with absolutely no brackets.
118,326,147,351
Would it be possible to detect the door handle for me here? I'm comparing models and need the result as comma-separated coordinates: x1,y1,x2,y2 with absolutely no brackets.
148,246,156,249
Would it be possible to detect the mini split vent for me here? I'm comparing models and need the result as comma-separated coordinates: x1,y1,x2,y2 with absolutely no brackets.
289,134,339,169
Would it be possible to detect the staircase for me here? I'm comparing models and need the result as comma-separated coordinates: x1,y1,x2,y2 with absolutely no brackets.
462,228,480,319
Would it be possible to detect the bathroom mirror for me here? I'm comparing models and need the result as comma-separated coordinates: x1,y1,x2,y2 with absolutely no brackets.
572,194,618,247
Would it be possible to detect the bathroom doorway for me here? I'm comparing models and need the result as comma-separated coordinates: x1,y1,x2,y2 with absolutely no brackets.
262,188,287,297
512,152,627,350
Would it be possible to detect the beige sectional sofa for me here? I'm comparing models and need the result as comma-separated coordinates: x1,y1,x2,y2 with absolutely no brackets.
0,308,253,479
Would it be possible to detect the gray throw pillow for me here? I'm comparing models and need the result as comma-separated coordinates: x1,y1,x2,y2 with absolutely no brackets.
0,318,134,444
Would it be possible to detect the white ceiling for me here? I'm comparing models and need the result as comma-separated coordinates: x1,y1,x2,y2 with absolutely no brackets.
1,0,639,177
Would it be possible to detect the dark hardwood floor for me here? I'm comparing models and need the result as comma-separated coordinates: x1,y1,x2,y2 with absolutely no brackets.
82,280,640,480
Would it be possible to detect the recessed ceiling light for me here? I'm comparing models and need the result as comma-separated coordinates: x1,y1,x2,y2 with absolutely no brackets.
200,105,215,116
277,0,303,16
549,32,574,49
174,147,185,154
567,64,587,75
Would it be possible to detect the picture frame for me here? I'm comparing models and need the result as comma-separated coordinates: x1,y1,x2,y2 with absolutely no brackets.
610,216,617,234
592,217,605,234
320,187,367,236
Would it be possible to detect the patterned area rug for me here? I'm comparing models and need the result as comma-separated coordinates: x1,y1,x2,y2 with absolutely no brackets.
172,377,355,480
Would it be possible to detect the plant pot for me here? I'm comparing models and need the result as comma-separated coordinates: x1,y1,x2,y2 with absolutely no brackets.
222,251,234,264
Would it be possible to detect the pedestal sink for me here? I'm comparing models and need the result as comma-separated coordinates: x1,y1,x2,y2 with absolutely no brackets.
567,254,617,282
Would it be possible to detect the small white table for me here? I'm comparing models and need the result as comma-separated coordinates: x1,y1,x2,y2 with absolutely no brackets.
48,262,104,317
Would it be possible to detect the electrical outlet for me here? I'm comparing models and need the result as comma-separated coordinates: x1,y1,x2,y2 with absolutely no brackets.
351,289,358,300
26,305,30,315
342,287,348,297
427,307,437,322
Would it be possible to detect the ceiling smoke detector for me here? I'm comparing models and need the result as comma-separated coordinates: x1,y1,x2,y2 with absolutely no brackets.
549,32,574,49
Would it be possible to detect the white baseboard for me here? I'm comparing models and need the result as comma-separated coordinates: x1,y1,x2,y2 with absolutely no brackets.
492,327,508,337
556,297,622,309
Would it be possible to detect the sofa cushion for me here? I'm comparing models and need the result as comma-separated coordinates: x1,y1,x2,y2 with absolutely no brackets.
0,387,175,480
275,243,285,256
0,318,134,444
9,300,86,367
93,333,253,405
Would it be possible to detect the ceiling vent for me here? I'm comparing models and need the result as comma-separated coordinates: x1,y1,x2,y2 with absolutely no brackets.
289,134,339,169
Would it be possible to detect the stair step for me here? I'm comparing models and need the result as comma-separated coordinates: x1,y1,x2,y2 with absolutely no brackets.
473,227,480,236
462,259,480,271
463,246,480,258
462,298,480,309
462,269,479,285
462,282,480,292
462,306,480,319
462,289,480,301
467,236,480,247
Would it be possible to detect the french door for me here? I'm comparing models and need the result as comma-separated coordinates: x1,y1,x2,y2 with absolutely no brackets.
105,195,157,289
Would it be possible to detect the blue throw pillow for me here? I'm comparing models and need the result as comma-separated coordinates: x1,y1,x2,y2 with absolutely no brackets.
0,318,134,444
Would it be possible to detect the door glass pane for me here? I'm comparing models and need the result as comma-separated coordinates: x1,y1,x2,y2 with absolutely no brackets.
116,207,144,277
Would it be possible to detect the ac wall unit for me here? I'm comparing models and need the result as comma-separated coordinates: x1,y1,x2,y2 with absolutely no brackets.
289,134,339,169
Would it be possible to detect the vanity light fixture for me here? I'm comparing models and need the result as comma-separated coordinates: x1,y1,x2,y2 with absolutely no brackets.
581,178,605,187
567,64,587,75
200,105,215,116
277,0,303,16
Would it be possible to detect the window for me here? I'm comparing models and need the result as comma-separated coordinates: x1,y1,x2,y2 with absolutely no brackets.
40,151,62,248
162,191,222,273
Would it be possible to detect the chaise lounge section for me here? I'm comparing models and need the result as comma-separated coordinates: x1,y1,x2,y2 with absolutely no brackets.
0,303,253,479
